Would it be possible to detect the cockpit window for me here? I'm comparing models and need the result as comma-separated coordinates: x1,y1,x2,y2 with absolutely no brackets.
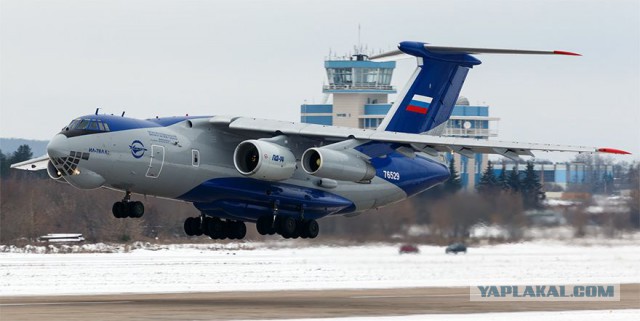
77,119,90,130
69,119,80,129
63,118,111,133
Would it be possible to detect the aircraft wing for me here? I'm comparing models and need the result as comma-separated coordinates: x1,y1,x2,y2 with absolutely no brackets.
10,154,49,171
211,117,630,160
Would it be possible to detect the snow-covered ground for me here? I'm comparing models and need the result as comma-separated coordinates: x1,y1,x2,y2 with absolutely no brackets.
1,241,639,296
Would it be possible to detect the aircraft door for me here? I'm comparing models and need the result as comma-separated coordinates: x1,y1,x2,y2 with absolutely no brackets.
146,145,165,178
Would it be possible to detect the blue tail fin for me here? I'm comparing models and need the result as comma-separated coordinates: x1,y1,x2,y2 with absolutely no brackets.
377,41,481,134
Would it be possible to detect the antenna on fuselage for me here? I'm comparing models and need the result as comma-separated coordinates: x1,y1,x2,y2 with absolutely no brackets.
95,107,100,115
121,111,125,117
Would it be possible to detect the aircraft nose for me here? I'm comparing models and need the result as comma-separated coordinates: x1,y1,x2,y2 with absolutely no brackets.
47,134,69,158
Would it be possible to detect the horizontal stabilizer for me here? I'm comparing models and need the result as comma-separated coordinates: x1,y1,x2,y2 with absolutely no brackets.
370,44,581,61
423,46,581,56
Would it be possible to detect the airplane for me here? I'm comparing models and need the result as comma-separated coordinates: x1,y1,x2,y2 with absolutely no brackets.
11,41,630,240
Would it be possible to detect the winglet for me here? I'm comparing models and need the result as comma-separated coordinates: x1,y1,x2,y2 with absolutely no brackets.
597,148,631,155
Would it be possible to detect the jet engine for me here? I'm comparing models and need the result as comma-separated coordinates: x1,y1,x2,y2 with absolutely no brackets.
301,148,375,182
233,140,296,181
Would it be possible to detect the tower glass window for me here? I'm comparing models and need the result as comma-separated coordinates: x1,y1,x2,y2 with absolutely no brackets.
327,68,352,87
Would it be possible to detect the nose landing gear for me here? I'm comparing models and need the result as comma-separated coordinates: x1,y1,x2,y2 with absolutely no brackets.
112,191,145,218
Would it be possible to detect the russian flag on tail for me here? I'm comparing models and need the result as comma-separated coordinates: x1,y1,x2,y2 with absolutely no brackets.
405,94,432,115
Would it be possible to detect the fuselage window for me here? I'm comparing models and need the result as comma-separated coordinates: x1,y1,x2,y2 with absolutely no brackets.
192,149,200,167
103,123,110,131
98,122,105,131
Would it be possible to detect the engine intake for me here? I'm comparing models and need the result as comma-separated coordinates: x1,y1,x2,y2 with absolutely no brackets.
301,148,375,182
233,140,296,181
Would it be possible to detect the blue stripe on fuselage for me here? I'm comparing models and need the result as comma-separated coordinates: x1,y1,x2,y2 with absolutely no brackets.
356,141,450,196
370,152,450,196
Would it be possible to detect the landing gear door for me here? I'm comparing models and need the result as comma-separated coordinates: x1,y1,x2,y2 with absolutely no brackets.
146,145,165,178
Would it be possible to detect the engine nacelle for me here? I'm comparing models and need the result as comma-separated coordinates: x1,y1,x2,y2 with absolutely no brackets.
301,148,375,182
47,160,63,180
233,140,296,181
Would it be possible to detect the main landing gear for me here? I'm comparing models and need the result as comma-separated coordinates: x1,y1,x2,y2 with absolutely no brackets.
183,216,247,240
182,215,319,240
112,191,145,218
256,216,319,239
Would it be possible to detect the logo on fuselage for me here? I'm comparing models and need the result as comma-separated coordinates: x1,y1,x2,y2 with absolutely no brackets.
129,140,147,159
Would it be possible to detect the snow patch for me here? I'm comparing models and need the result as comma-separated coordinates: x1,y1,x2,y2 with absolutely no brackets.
1,241,638,296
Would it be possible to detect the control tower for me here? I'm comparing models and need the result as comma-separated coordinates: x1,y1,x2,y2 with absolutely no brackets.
301,52,396,129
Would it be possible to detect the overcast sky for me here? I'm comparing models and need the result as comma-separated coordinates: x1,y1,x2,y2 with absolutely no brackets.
1,0,638,162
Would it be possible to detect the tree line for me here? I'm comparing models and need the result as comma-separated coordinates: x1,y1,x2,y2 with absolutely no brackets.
476,161,545,210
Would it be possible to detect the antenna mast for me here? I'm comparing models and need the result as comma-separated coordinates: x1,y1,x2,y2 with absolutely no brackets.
357,24,362,54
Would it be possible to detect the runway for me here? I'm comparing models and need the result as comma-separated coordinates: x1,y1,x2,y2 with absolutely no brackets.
2,284,638,321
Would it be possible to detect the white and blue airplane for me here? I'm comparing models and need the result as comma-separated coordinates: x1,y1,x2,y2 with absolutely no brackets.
11,41,630,240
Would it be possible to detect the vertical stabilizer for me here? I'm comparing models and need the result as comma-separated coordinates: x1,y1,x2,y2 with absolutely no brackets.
376,41,481,135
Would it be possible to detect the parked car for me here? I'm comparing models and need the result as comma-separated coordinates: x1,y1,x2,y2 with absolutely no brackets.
399,244,420,254
445,243,467,254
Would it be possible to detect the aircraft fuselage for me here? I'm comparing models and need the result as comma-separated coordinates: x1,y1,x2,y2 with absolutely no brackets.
47,114,450,222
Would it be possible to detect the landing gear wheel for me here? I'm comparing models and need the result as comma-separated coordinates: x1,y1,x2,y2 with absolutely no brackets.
205,217,226,240
278,217,297,238
228,221,247,240
267,222,277,235
257,216,276,235
128,201,144,218
112,202,126,218
202,217,212,235
184,217,194,236
305,219,319,239
184,217,202,236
